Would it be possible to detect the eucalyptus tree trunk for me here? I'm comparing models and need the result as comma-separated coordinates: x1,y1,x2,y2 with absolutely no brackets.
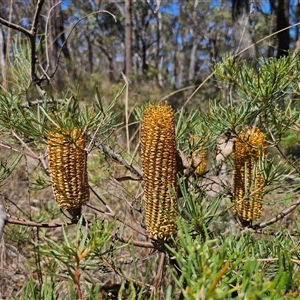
232,0,255,60
85,31,93,74
268,2,277,58
125,0,132,77
188,33,198,82
154,0,163,87
47,0,71,77
188,0,199,82
0,26,5,81
275,0,290,57
268,0,290,58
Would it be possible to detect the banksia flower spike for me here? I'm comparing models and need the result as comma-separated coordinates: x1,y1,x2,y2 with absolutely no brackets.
48,127,89,221
141,103,178,239
233,126,265,222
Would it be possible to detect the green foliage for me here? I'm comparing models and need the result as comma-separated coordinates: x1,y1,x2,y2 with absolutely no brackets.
0,153,22,185
167,222,299,299
2,31,300,300
20,218,116,299
9,40,32,93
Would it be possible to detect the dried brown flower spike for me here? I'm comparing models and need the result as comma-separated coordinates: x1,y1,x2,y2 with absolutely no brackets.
48,128,89,221
233,126,265,222
141,103,178,239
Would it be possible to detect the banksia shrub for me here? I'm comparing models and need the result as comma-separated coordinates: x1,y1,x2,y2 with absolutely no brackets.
233,126,265,222
141,103,178,239
48,127,89,220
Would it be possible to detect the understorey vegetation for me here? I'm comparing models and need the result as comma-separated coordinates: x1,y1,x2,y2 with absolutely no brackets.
0,1,300,299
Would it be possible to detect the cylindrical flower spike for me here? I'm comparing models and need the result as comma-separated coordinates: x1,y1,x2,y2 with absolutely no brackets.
233,126,265,222
141,103,178,239
48,127,89,221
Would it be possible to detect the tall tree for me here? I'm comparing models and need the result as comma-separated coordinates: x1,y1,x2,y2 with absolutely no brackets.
188,0,199,82
273,0,290,57
0,26,6,81
125,0,132,77
232,0,255,60
47,0,71,77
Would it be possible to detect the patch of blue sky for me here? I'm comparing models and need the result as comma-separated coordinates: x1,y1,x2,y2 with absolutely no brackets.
160,2,179,15
61,0,71,10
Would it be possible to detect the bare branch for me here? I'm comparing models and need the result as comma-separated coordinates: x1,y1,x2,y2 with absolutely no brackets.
253,197,300,230
88,186,115,217
11,130,39,159
87,201,148,237
0,16,30,36
0,0,46,84
49,10,117,79
31,0,45,35
115,236,154,248
97,143,142,179
28,0,45,84
44,1,63,74
7,214,73,227
150,252,165,296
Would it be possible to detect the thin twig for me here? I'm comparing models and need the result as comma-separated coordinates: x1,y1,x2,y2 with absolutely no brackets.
96,143,142,179
241,257,300,265
0,142,47,171
240,227,300,236
34,227,43,289
44,1,62,74
183,73,214,108
11,130,38,159
88,186,115,216
0,17,30,36
269,129,300,175
252,197,300,230
30,0,45,35
116,236,154,248
236,21,300,58
0,0,45,85
151,252,165,296
74,258,83,300
4,196,30,219
158,85,197,103
87,202,148,237
182,22,300,108
7,214,73,227
49,10,116,79
0,140,35,158
121,72,130,154
100,255,151,288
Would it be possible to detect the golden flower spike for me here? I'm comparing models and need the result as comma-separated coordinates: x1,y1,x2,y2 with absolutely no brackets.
48,127,89,222
141,103,178,239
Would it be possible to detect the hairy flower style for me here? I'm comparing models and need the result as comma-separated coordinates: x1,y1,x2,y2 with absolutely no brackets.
233,126,265,221
48,128,89,216
141,103,178,239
